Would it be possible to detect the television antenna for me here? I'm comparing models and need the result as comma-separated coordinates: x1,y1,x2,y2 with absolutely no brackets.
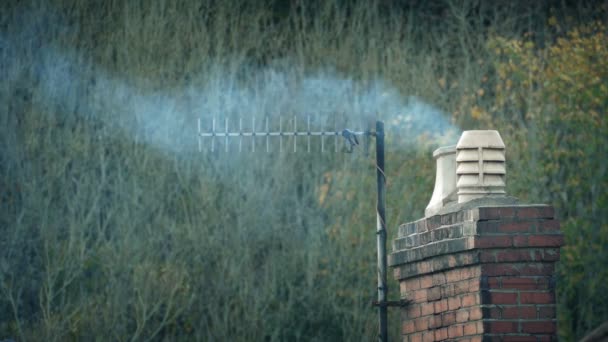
198,115,405,342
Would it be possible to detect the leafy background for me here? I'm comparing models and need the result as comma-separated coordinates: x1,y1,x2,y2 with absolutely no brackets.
0,0,606,340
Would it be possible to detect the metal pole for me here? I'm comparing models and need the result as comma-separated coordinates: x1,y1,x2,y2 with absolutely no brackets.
375,120,388,342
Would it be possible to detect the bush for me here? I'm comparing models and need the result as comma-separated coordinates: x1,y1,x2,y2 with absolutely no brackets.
460,19,608,340
1,0,606,340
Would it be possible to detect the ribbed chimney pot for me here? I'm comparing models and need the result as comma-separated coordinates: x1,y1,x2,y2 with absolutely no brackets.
456,130,506,203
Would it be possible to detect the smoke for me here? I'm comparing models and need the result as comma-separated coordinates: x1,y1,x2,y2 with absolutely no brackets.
3,7,460,157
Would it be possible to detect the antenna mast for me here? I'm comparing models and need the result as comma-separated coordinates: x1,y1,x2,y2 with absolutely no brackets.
198,116,395,342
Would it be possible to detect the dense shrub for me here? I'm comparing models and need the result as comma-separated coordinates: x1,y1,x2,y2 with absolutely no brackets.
460,19,608,340
0,0,606,340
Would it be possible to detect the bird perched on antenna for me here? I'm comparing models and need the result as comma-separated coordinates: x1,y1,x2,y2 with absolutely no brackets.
341,129,359,153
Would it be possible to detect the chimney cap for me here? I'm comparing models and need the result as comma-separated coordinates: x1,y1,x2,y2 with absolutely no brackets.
433,145,456,158
457,130,505,149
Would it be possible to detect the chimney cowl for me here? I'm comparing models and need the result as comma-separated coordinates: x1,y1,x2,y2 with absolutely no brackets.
425,145,457,217
456,130,506,203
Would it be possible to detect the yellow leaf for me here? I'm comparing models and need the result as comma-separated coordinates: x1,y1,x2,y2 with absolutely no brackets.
438,77,447,89
498,68,507,80
318,184,329,205
471,106,485,120
548,16,558,27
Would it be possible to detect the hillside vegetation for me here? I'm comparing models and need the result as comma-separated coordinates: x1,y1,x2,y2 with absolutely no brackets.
1,0,606,340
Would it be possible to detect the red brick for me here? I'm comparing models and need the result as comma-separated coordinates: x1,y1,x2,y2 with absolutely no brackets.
420,275,433,289
429,315,442,329
469,306,483,320
447,269,462,282
477,207,500,220
484,321,518,333
442,311,456,326
463,321,482,335
442,283,456,297
421,303,435,316
520,291,554,304
518,206,554,219
502,306,536,319
519,306,538,319
433,273,447,286
495,249,534,262
461,252,477,265
539,306,556,319
518,207,542,218
475,236,513,248
434,299,448,314
448,296,462,310
520,263,555,276
428,286,442,301
435,328,448,340
531,249,543,261
513,236,529,247
462,267,481,279
448,324,464,338
406,305,421,319
480,250,496,262
478,207,516,220
446,254,458,267
409,332,422,342
500,207,518,217
501,277,539,290
468,279,481,292
501,337,539,342
537,220,560,232
528,235,564,247
413,289,428,302
452,278,480,295
521,321,556,334
489,292,518,304
502,306,519,319
482,263,553,276
405,278,421,291
456,308,469,323
487,277,501,288
421,331,434,342
402,320,415,334
487,307,501,319
476,221,495,233
448,325,464,338
462,293,479,307
414,316,430,331
498,221,532,233
482,263,519,276
418,260,433,273
454,280,471,295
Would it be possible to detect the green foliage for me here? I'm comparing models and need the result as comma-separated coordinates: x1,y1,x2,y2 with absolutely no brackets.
1,0,606,340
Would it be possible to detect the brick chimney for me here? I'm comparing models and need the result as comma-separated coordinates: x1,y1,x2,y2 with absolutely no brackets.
389,131,564,341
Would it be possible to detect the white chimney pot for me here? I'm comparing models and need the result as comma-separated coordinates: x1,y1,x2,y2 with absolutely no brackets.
425,145,457,217
456,130,506,203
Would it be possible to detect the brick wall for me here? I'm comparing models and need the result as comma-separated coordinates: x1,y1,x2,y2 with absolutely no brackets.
389,205,563,341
